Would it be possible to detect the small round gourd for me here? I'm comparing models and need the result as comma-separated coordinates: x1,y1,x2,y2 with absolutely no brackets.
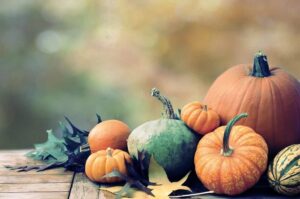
194,113,268,195
127,88,199,181
268,144,300,196
88,120,130,153
85,148,131,183
181,101,220,134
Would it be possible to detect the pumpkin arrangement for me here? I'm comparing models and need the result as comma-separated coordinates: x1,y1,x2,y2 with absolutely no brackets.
6,51,300,197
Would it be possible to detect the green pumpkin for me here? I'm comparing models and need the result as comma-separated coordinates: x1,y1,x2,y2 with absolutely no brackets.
268,144,300,196
127,88,199,181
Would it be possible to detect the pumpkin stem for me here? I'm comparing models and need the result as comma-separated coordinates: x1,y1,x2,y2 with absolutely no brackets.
106,147,113,157
203,105,208,111
251,51,271,77
151,88,178,119
222,113,248,156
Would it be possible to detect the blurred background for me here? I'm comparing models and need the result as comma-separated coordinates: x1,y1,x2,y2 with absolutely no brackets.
1,0,300,149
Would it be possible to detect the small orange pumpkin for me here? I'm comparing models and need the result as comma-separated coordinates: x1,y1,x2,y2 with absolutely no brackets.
194,113,268,195
88,120,131,153
181,101,220,135
85,148,131,183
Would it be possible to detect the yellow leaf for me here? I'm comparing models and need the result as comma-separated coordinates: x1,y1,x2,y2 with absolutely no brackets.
148,156,191,198
100,185,154,198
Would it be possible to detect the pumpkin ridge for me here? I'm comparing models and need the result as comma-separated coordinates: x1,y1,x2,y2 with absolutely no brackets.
214,75,246,120
192,110,204,132
203,135,222,148
181,106,196,121
270,79,284,155
235,79,256,124
268,77,287,155
201,110,211,133
236,148,267,170
235,153,262,176
218,159,225,194
227,159,237,194
234,155,259,190
197,109,209,131
267,78,276,151
232,158,248,190
188,109,201,128
253,77,263,132
233,131,258,145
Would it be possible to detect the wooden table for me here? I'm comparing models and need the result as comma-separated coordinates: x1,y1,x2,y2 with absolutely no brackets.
0,150,293,199
0,150,116,199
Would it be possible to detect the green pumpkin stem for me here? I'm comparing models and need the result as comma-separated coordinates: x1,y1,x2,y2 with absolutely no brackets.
251,51,271,77
223,113,248,156
151,88,177,119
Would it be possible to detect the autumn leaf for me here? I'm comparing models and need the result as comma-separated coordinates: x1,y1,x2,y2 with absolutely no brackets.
148,156,191,198
100,156,191,198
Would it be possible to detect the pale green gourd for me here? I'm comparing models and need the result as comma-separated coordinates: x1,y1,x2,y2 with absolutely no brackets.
127,88,199,181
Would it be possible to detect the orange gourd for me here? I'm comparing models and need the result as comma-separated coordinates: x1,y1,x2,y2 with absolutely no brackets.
88,120,130,153
194,113,268,195
204,52,300,157
181,101,220,134
85,148,131,183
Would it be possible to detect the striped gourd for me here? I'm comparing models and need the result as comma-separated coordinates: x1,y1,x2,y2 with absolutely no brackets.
268,144,300,196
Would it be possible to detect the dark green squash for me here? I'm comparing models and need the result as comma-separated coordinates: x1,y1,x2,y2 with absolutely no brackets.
268,144,300,196
127,88,199,181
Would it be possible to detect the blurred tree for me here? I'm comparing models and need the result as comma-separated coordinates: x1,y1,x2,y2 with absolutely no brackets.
1,0,300,149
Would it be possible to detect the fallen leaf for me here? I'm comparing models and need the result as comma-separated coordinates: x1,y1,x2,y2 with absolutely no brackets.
148,156,191,198
100,156,192,198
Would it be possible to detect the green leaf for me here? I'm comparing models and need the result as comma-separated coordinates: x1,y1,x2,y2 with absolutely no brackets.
26,130,68,163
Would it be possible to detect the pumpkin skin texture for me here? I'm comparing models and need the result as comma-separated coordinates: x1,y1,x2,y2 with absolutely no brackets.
88,120,130,153
194,113,268,195
268,144,300,196
204,52,300,157
85,148,131,183
127,88,199,181
181,101,220,135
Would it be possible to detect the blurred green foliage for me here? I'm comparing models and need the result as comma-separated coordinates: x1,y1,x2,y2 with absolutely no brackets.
1,0,300,149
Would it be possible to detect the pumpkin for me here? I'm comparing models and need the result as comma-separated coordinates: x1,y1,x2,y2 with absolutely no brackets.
194,113,268,195
181,101,220,135
268,144,300,196
85,148,131,183
87,120,131,153
204,52,300,157
127,88,200,181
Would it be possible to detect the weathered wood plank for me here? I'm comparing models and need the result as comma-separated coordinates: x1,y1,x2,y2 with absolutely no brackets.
0,192,68,199
0,174,73,184
0,166,72,175
0,183,71,192
69,172,99,199
99,190,116,199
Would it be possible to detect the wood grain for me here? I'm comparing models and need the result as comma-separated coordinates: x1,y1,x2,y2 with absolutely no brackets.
0,174,73,184
0,183,71,192
0,192,68,199
69,172,99,199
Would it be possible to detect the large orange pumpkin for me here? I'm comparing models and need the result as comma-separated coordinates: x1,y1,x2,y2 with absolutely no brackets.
194,113,268,195
85,148,131,183
88,120,131,153
204,52,300,157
